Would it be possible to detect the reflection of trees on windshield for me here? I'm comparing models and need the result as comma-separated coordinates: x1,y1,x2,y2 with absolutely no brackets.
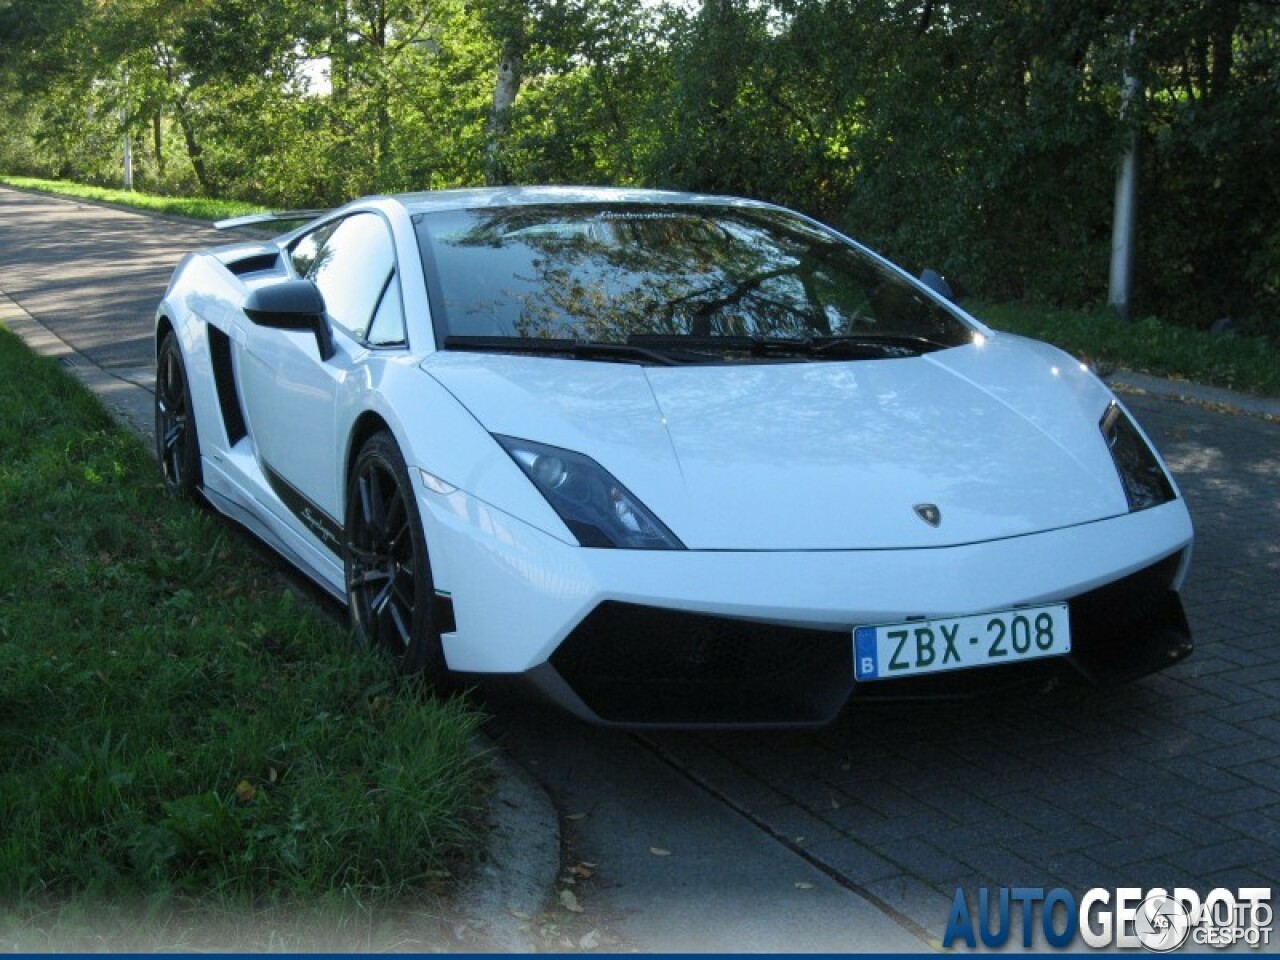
420,205,964,345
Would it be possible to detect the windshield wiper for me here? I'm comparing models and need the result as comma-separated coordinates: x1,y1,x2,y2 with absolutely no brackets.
629,332,953,359
444,335,708,366
444,332,958,366
627,333,819,358
808,333,955,357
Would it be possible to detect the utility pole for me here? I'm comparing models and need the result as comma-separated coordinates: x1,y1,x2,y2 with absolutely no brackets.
1108,30,1140,320
121,67,134,191
121,111,134,191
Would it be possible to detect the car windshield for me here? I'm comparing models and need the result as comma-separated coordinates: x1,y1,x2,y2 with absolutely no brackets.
415,203,974,361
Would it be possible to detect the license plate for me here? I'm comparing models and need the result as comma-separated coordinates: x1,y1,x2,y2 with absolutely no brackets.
853,603,1070,682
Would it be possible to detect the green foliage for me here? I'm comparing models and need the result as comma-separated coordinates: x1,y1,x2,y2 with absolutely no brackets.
0,326,487,927
974,301,1280,397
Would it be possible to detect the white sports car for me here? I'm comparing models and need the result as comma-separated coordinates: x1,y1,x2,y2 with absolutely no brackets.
155,187,1193,726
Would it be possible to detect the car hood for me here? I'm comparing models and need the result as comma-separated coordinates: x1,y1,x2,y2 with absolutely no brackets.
421,336,1129,550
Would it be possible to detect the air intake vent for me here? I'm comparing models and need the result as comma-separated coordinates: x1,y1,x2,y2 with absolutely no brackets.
551,602,853,725
207,326,248,445
225,252,280,276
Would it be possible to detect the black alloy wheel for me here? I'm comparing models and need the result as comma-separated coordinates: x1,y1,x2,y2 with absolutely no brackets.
345,431,448,682
155,332,202,497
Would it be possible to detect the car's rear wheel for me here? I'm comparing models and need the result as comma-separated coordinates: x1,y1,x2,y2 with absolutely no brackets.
155,332,202,497
345,431,449,683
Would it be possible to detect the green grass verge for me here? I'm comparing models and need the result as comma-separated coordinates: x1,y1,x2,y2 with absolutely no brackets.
0,326,488,948
971,301,1280,398
0,175,266,221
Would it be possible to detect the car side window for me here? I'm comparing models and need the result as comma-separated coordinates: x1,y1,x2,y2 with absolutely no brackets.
289,213,399,344
366,275,406,347
289,222,338,278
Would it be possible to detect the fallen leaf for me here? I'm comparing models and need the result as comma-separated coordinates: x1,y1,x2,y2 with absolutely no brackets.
829,794,841,810
795,882,815,890
559,889,584,913
579,929,601,950
565,812,588,821
571,862,594,878
235,780,256,803
508,909,533,921
650,847,672,857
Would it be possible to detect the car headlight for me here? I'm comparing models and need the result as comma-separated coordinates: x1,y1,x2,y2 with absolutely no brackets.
1100,403,1176,511
496,436,685,549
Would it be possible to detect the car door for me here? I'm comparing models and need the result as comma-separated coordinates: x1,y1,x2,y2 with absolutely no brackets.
237,211,400,546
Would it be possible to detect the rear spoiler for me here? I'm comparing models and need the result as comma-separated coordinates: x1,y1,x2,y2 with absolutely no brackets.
214,209,329,231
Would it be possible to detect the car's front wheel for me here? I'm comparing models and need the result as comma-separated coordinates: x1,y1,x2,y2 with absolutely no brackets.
155,331,202,497
345,431,449,683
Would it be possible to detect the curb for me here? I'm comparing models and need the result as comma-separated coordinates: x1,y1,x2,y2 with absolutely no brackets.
0,287,560,952
1109,369,1280,420
455,744,561,951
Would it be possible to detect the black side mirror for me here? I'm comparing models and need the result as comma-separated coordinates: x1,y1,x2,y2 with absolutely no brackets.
919,268,955,302
243,280,335,361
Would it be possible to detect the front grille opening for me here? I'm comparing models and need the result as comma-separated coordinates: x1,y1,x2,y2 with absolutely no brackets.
1067,550,1191,681
551,602,853,725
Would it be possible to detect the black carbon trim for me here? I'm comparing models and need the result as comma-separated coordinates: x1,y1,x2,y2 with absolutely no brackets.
550,602,852,725
434,591,457,634
546,551,1193,725
263,464,343,556
206,325,248,445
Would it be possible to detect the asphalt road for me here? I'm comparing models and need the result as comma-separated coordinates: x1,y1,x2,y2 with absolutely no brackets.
2,185,1278,951
0,188,223,384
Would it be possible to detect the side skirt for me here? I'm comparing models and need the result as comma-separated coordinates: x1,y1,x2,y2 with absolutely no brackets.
262,463,344,558
200,458,347,603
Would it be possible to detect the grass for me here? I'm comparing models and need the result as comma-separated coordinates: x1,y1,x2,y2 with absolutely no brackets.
0,175,266,222
0,325,489,949
970,301,1280,398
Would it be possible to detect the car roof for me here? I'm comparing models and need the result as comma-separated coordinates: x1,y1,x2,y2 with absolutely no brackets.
389,185,774,215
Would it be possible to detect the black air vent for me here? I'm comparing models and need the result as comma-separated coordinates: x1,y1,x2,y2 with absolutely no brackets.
551,602,853,725
226,252,280,276
207,326,248,445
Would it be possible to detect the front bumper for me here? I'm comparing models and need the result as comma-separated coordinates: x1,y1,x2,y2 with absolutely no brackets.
422,480,1193,727
539,555,1190,725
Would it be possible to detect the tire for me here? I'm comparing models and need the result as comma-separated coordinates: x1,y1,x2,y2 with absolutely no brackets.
155,332,203,497
345,430,449,683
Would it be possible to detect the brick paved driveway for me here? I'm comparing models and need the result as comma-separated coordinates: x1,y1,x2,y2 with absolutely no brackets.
641,392,1280,940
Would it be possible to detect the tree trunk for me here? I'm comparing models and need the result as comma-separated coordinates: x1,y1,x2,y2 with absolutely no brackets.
173,96,213,195
485,37,524,186
1209,0,1238,103
153,109,164,179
